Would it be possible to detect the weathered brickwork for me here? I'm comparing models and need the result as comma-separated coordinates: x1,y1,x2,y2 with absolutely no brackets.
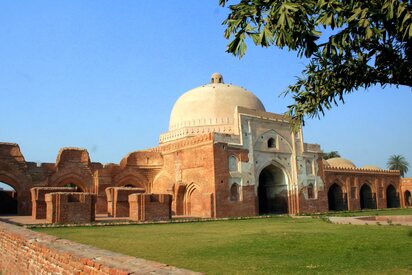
106,187,145,217
45,192,96,224
0,137,407,220
129,194,172,221
31,187,76,219
0,221,198,275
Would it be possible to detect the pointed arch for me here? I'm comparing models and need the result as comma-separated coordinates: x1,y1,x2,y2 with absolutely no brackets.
258,163,288,214
228,155,239,171
52,173,88,192
113,171,148,191
183,183,202,217
230,183,240,201
386,184,399,208
328,183,347,211
152,171,174,194
360,183,376,209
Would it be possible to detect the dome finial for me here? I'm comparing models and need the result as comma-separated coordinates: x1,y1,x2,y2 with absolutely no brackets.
211,73,224,84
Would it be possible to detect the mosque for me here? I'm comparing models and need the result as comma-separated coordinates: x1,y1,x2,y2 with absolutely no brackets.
0,73,410,219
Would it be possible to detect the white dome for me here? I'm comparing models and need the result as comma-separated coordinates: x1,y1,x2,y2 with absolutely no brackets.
169,73,265,131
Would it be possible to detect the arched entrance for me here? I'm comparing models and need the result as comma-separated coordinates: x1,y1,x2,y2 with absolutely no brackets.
404,191,411,207
258,164,288,214
0,181,18,215
328,183,347,211
386,185,399,208
360,184,376,209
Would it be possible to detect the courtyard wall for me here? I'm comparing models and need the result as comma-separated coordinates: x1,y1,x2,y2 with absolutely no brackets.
0,220,198,274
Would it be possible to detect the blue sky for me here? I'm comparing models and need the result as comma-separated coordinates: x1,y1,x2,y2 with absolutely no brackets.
0,1,411,189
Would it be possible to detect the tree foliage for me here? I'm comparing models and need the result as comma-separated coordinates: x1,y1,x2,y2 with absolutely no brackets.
220,0,412,129
387,154,409,177
321,150,341,159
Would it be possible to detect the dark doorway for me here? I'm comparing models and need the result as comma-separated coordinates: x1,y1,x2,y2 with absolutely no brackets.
360,184,376,209
0,182,18,215
258,165,288,214
386,185,399,208
405,191,411,207
328,183,347,211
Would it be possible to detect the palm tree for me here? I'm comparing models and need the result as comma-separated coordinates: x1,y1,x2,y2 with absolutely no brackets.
387,155,409,177
321,151,341,160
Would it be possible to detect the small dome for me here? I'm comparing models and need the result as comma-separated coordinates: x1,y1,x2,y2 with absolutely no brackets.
327,158,356,168
169,73,265,131
362,165,381,170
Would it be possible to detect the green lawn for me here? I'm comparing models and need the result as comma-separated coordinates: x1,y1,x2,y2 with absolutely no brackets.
34,216,412,274
317,207,412,217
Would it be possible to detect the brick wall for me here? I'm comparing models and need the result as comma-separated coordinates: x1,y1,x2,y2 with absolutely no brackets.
45,192,96,224
0,221,198,274
129,194,172,221
106,187,145,217
31,187,76,219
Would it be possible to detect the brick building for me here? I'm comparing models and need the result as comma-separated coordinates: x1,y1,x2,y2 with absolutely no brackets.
0,73,407,218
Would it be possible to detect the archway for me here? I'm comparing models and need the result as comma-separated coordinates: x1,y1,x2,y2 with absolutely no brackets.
258,164,288,214
404,191,411,207
328,183,347,211
0,181,18,215
386,185,399,208
184,184,203,217
360,184,376,209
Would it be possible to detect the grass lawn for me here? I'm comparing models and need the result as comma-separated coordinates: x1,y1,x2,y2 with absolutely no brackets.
34,215,412,274
313,207,412,217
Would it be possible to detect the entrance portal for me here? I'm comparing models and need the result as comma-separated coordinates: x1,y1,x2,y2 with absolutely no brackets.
360,184,376,209
258,165,288,214
328,183,347,211
386,185,399,208
0,182,17,215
